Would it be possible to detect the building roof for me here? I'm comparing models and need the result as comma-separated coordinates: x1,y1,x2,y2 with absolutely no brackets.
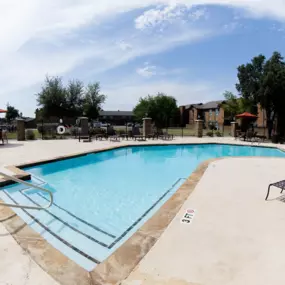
185,103,202,109
14,117,35,122
197,100,225,110
183,100,225,110
99,111,134,116
23,117,36,122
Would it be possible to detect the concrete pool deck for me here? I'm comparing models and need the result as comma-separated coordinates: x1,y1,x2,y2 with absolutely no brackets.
122,157,285,285
1,138,285,284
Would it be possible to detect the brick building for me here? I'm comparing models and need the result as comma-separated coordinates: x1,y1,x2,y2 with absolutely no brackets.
180,100,268,129
256,104,267,128
179,100,226,128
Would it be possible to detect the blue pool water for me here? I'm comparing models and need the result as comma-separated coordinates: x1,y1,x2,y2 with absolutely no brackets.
1,144,284,270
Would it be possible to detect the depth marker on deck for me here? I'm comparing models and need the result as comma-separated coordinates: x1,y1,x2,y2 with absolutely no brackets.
180,209,196,224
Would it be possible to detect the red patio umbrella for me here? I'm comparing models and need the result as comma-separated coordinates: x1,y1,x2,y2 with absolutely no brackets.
0,109,7,113
236,112,257,119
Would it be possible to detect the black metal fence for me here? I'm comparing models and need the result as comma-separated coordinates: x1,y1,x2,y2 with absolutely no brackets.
23,119,269,140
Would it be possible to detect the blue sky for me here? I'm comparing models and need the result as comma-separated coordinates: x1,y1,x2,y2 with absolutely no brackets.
1,1,285,117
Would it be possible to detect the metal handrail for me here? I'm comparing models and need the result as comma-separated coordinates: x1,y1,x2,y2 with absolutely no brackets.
0,172,53,210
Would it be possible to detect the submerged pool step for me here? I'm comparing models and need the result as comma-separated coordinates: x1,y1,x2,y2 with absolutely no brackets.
29,192,116,242
2,190,113,269
1,190,97,271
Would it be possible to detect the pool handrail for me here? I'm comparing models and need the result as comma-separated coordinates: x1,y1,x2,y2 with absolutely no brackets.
0,172,53,210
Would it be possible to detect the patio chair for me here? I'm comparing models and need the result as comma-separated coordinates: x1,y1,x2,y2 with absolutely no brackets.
109,135,120,142
159,131,174,141
0,129,3,145
147,133,159,140
78,130,92,142
0,129,7,145
2,129,8,144
248,131,258,142
133,135,146,141
265,180,285,200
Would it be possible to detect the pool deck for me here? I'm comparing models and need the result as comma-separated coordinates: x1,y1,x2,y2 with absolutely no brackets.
1,138,285,285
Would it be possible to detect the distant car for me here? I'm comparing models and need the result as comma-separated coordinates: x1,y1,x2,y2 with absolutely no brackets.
93,121,101,128
101,123,110,127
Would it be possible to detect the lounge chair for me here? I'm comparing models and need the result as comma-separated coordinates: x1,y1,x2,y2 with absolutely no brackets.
109,135,120,142
265,180,285,200
133,135,146,141
3,130,8,144
78,130,92,142
159,132,173,140
0,129,6,145
147,133,159,140
246,131,258,142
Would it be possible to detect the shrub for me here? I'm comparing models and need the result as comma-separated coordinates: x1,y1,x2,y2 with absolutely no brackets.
206,131,214,137
208,122,217,131
215,131,223,137
25,129,36,140
37,125,43,134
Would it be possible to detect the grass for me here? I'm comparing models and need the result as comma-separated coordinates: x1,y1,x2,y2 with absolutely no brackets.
7,130,41,140
163,126,232,137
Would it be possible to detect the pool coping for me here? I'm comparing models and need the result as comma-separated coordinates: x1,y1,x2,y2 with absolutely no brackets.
0,142,285,285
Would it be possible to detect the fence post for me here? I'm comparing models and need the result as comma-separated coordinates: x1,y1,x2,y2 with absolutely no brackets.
181,126,184,138
41,119,43,140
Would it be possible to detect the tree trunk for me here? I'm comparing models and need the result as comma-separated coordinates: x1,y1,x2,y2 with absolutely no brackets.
277,114,285,137
267,120,273,138
266,110,275,139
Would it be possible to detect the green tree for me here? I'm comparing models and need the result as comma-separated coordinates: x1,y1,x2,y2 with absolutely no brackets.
222,91,245,120
36,76,67,118
236,51,285,137
66,79,84,117
5,104,20,122
133,93,178,128
260,52,285,137
83,82,106,120
36,77,107,120
236,54,266,114
133,95,154,122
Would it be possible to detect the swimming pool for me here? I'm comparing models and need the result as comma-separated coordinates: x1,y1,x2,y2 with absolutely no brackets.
1,144,284,271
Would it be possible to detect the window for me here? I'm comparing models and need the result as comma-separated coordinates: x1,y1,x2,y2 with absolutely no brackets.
209,110,212,119
216,109,219,116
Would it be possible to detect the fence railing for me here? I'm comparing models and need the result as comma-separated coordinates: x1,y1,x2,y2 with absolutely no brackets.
18,120,270,140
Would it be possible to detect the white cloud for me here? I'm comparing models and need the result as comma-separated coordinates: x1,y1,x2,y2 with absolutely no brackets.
136,62,157,77
135,4,190,30
1,0,285,115
190,8,208,21
117,40,133,51
136,63,186,78
103,79,225,110
134,4,208,31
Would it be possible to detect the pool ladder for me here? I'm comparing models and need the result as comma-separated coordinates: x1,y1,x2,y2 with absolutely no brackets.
0,172,53,210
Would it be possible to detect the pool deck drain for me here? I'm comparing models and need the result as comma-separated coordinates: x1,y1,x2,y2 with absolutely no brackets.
1,138,285,285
